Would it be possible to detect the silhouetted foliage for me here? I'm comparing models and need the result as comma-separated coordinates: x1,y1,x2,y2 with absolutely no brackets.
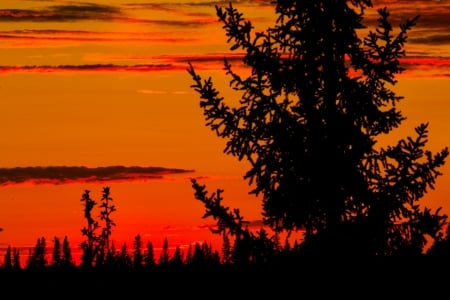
12,247,20,270
116,243,132,268
62,235,74,268
105,241,117,267
426,214,450,257
170,246,184,267
99,186,116,253
51,236,62,268
188,0,449,257
80,186,117,267
80,189,99,267
133,234,144,268
144,241,156,268
221,231,232,264
3,245,12,271
26,237,47,270
159,237,170,266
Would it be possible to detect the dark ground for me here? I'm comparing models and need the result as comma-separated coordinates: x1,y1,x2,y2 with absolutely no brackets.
0,258,447,298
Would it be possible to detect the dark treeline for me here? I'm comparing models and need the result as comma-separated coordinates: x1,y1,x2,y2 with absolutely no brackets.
2,186,450,275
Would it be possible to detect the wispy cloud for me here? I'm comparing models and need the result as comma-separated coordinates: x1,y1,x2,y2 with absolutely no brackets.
120,1,273,27
0,63,185,73
137,89,189,95
0,3,122,22
410,34,450,45
0,30,199,44
0,53,244,73
0,2,216,27
365,0,450,39
1,54,448,77
0,166,195,186
123,1,274,12
399,56,450,78
114,16,213,27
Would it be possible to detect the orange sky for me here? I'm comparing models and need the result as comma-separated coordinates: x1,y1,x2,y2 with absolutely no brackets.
0,0,450,262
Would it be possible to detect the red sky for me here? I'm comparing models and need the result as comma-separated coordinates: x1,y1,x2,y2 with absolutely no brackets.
0,0,449,263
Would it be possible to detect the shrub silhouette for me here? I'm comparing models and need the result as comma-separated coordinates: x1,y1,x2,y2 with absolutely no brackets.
188,0,449,258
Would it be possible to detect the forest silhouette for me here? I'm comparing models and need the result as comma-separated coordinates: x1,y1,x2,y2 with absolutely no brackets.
1,0,450,296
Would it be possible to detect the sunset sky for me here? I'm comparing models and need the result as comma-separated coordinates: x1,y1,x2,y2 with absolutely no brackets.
0,0,449,261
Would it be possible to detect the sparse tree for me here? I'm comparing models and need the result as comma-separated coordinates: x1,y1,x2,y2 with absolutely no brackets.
80,189,99,267
3,245,12,271
62,235,74,268
12,248,21,270
51,236,62,267
159,237,170,266
26,237,47,270
133,234,144,268
221,231,232,264
144,241,156,268
99,186,116,254
188,0,449,257
80,186,117,267
105,241,117,267
170,246,184,266
186,244,193,265
191,242,204,266
116,243,132,268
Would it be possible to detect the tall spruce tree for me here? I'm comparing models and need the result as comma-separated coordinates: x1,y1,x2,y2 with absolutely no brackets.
188,1,449,256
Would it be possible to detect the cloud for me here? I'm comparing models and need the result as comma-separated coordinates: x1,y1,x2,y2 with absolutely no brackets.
137,89,189,95
166,53,247,70
0,63,186,73
115,17,214,28
0,30,199,44
124,1,273,11
119,1,274,27
0,1,272,27
2,54,445,77
410,34,450,45
0,54,245,73
363,1,450,33
0,3,122,22
399,56,450,77
0,166,194,186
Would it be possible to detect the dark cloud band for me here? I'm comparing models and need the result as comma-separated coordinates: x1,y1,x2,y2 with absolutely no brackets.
0,166,194,185
0,64,183,73
0,4,121,22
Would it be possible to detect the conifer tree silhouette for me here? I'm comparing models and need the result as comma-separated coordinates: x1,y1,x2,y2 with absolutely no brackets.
221,231,232,264
62,236,74,268
170,246,184,267
12,247,20,270
117,243,132,268
51,236,62,268
159,237,170,266
26,237,47,270
105,240,117,267
186,244,193,265
144,241,156,268
188,1,449,256
3,245,12,271
133,234,143,268
191,242,204,265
